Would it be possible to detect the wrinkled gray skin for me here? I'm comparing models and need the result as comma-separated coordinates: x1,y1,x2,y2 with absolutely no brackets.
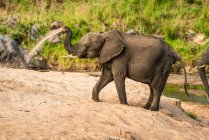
0,35,35,68
63,26,188,111
196,46,209,100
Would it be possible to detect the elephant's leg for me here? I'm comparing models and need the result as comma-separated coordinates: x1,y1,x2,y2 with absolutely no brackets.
149,71,169,111
112,68,127,104
112,59,128,104
149,89,162,111
198,67,209,99
92,66,113,102
144,86,153,109
197,49,209,100
113,76,127,105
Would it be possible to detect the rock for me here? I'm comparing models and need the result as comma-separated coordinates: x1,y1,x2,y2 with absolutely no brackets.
29,24,41,40
166,97,182,108
187,29,196,35
172,99,181,108
0,35,38,68
192,34,206,45
0,35,25,67
0,35,48,69
35,57,48,69
186,29,209,45
7,15,17,26
50,21,64,29
127,29,139,35
48,21,64,43
153,34,164,39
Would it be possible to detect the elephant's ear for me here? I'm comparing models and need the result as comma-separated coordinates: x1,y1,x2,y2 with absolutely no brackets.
99,30,124,64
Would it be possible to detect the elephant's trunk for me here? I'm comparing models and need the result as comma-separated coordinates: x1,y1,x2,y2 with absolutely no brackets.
198,67,209,100
64,27,76,54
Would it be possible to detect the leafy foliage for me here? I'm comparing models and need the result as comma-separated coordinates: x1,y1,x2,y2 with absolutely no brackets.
1,0,209,70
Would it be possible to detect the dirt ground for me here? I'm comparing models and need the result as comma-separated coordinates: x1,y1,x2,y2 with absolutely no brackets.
0,68,209,140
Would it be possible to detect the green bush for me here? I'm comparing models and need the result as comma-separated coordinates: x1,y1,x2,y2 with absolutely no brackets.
185,0,202,5
193,19,209,37
0,26,8,34
0,0,209,70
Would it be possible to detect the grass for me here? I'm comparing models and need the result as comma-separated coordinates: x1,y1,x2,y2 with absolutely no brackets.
186,112,198,120
164,83,209,105
0,0,209,70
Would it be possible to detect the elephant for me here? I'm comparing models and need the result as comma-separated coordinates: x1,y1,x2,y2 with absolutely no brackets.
63,26,189,111
196,45,209,100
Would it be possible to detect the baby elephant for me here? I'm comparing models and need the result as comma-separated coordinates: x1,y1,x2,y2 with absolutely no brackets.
63,27,188,111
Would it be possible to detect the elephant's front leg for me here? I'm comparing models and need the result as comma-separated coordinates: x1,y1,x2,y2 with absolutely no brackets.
114,76,127,105
112,61,128,105
113,73,128,105
92,66,113,102
197,66,209,98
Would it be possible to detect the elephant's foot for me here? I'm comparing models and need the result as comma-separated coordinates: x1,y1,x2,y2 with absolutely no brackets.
92,96,100,102
143,103,151,110
120,101,128,105
149,106,159,111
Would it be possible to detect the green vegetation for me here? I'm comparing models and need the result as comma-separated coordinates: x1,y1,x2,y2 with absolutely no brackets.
0,0,209,70
164,83,209,104
186,112,198,120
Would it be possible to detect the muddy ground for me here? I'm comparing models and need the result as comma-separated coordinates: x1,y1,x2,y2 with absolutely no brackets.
0,68,208,140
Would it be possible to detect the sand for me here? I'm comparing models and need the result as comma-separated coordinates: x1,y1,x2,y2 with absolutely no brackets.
0,68,208,140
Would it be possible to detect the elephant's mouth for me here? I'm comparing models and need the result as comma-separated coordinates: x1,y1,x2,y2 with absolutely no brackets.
78,49,87,58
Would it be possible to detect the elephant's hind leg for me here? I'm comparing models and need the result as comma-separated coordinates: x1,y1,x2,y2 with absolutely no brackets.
149,70,170,111
92,66,113,102
149,89,163,111
144,85,153,109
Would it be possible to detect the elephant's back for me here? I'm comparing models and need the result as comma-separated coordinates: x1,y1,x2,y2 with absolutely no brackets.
127,35,165,61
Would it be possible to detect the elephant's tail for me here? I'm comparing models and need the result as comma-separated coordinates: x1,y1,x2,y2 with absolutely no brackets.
160,40,190,97
176,56,190,97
